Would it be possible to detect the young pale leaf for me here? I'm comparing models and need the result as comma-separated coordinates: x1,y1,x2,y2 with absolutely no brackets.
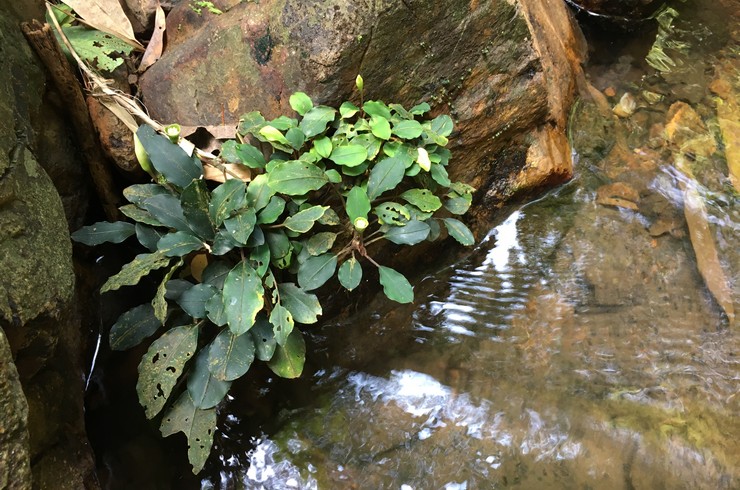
313,136,332,158
297,253,337,291
136,125,202,187
431,114,454,137
157,231,204,257
392,120,423,139
223,261,264,335
378,266,414,304
329,144,368,167
363,100,391,120
410,102,431,115
142,194,192,232
299,106,336,138
137,324,198,419
267,160,328,195
259,125,291,146
109,303,161,351
370,116,391,140
355,74,364,91
305,232,337,256
417,147,431,172
383,219,430,245
257,196,286,224
443,218,475,246
400,189,442,212
209,179,246,226
181,180,214,240
339,101,359,119
207,328,255,381
289,92,313,116
101,252,172,293
346,187,371,223
338,257,362,291
160,391,216,475
267,329,306,379
72,221,135,246
269,304,294,346
374,202,411,225
187,349,232,409
250,314,277,361
245,174,275,212
178,283,217,319
277,283,322,324
282,205,328,233
367,156,405,200
224,208,257,244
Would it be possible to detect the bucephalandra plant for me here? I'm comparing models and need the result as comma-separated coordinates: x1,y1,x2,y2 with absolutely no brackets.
72,77,475,473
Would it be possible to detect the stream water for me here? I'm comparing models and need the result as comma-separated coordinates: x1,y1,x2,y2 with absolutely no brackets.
87,2,739,488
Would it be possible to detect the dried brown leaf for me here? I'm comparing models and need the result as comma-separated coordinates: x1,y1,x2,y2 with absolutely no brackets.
139,4,165,72
63,0,142,49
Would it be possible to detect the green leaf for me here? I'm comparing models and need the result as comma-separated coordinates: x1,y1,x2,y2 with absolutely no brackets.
289,92,313,116
285,127,306,150
338,257,362,291
313,136,332,158
59,25,133,72
445,196,472,215
250,314,277,361
157,231,204,257
178,284,217,319
207,328,255,381
234,143,267,169
136,125,202,187
101,252,172,293
160,391,216,474
259,125,291,146
269,116,297,130
318,208,340,226
72,221,135,245
267,160,328,195
340,161,369,177
325,169,342,183
153,260,183,324
350,133,382,160
237,111,266,136
123,183,170,205
369,116,391,140
135,224,166,251
202,261,231,289
443,218,475,246
392,120,423,139
400,188,443,212
249,244,270,277
267,329,305,378
297,253,337,291
265,230,292,265
345,187,371,223
205,292,227,326
363,100,391,120
137,324,198,419
257,196,286,224
245,174,275,212
431,114,454,137
339,101,359,118
389,103,412,119
431,163,451,187
187,349,232,409
181,180,215,240
269,304,294,346
367,156,405,200
166,279,193,300
277,283,322,324
209,179,246,227
410,102,431,115
383,220,430,245
378,266,414,304
373,202,410,225
119,205,163,227
109,304,161,351
329,144,368,167
142,194,191,232
223,261,264,335
210,229,240,256
282,205,328,233
223,208,257,244
305,232,337,256
299,106,336,138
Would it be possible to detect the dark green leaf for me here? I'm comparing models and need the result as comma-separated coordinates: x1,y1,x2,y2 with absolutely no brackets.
329,144,368,167
165,279,193,300
400,189,442,212
205,292,227,326
157,231,204,257
267,160,328,195
367,156,405,200
369,116,391,140
297,253,337,291
224,208,257,244
257,196,286,224
120,205,164,227
383,219,430,245
338,257,362,291
181,180,215,240
392,119,423,139
289,92,313,116
178,283,217,318
210,229,240,256
237,111,266,135
187,348,232,410
282,205,328,233
265,230,292,263
137,324,198,418
378,266,414,304
305,232,337,256
250,315,277,361
160,391,216,474
143,194,191,232
363,100,391,119
136,125,202,188
123,183,170,205
269,304,294,346
277,283,321,324
134,224,165,251
245,174,275,212
109,304,161,351
267,329,305,378
202,261,231,289
209,179,246,227
249,243,271,276
223,261,264,335
207,328,255,381
72,221,135,245
101,252,172,293
443,218,475,246
299,106,336,138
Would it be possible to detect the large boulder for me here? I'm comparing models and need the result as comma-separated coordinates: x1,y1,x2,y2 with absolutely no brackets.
140,0,585,230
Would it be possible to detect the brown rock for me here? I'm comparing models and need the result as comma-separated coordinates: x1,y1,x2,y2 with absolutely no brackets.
87,96,140,173
596,182,640,210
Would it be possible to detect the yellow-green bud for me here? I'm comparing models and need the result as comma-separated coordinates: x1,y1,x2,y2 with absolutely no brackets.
355,74,364,92
164,124,181,143
134,133,154,174
353,216,369,231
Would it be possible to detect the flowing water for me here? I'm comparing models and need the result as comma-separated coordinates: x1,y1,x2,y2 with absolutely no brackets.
88,2,739,488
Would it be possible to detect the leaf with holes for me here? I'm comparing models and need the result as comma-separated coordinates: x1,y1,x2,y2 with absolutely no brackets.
269,304,294,346
207,328,255,381
187,348,232,409
277,283,322,324
160,391,216,474
400,189,442,212
373,202,411,226
223,261,264,335
109,303,161,351
101,252,172,293
250,314,277,361
72,221,135,245
137,324,198,419
267,329,305,379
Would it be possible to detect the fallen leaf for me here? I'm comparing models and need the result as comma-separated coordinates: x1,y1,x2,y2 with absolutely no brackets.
139,4,165,72
63,0,143,49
